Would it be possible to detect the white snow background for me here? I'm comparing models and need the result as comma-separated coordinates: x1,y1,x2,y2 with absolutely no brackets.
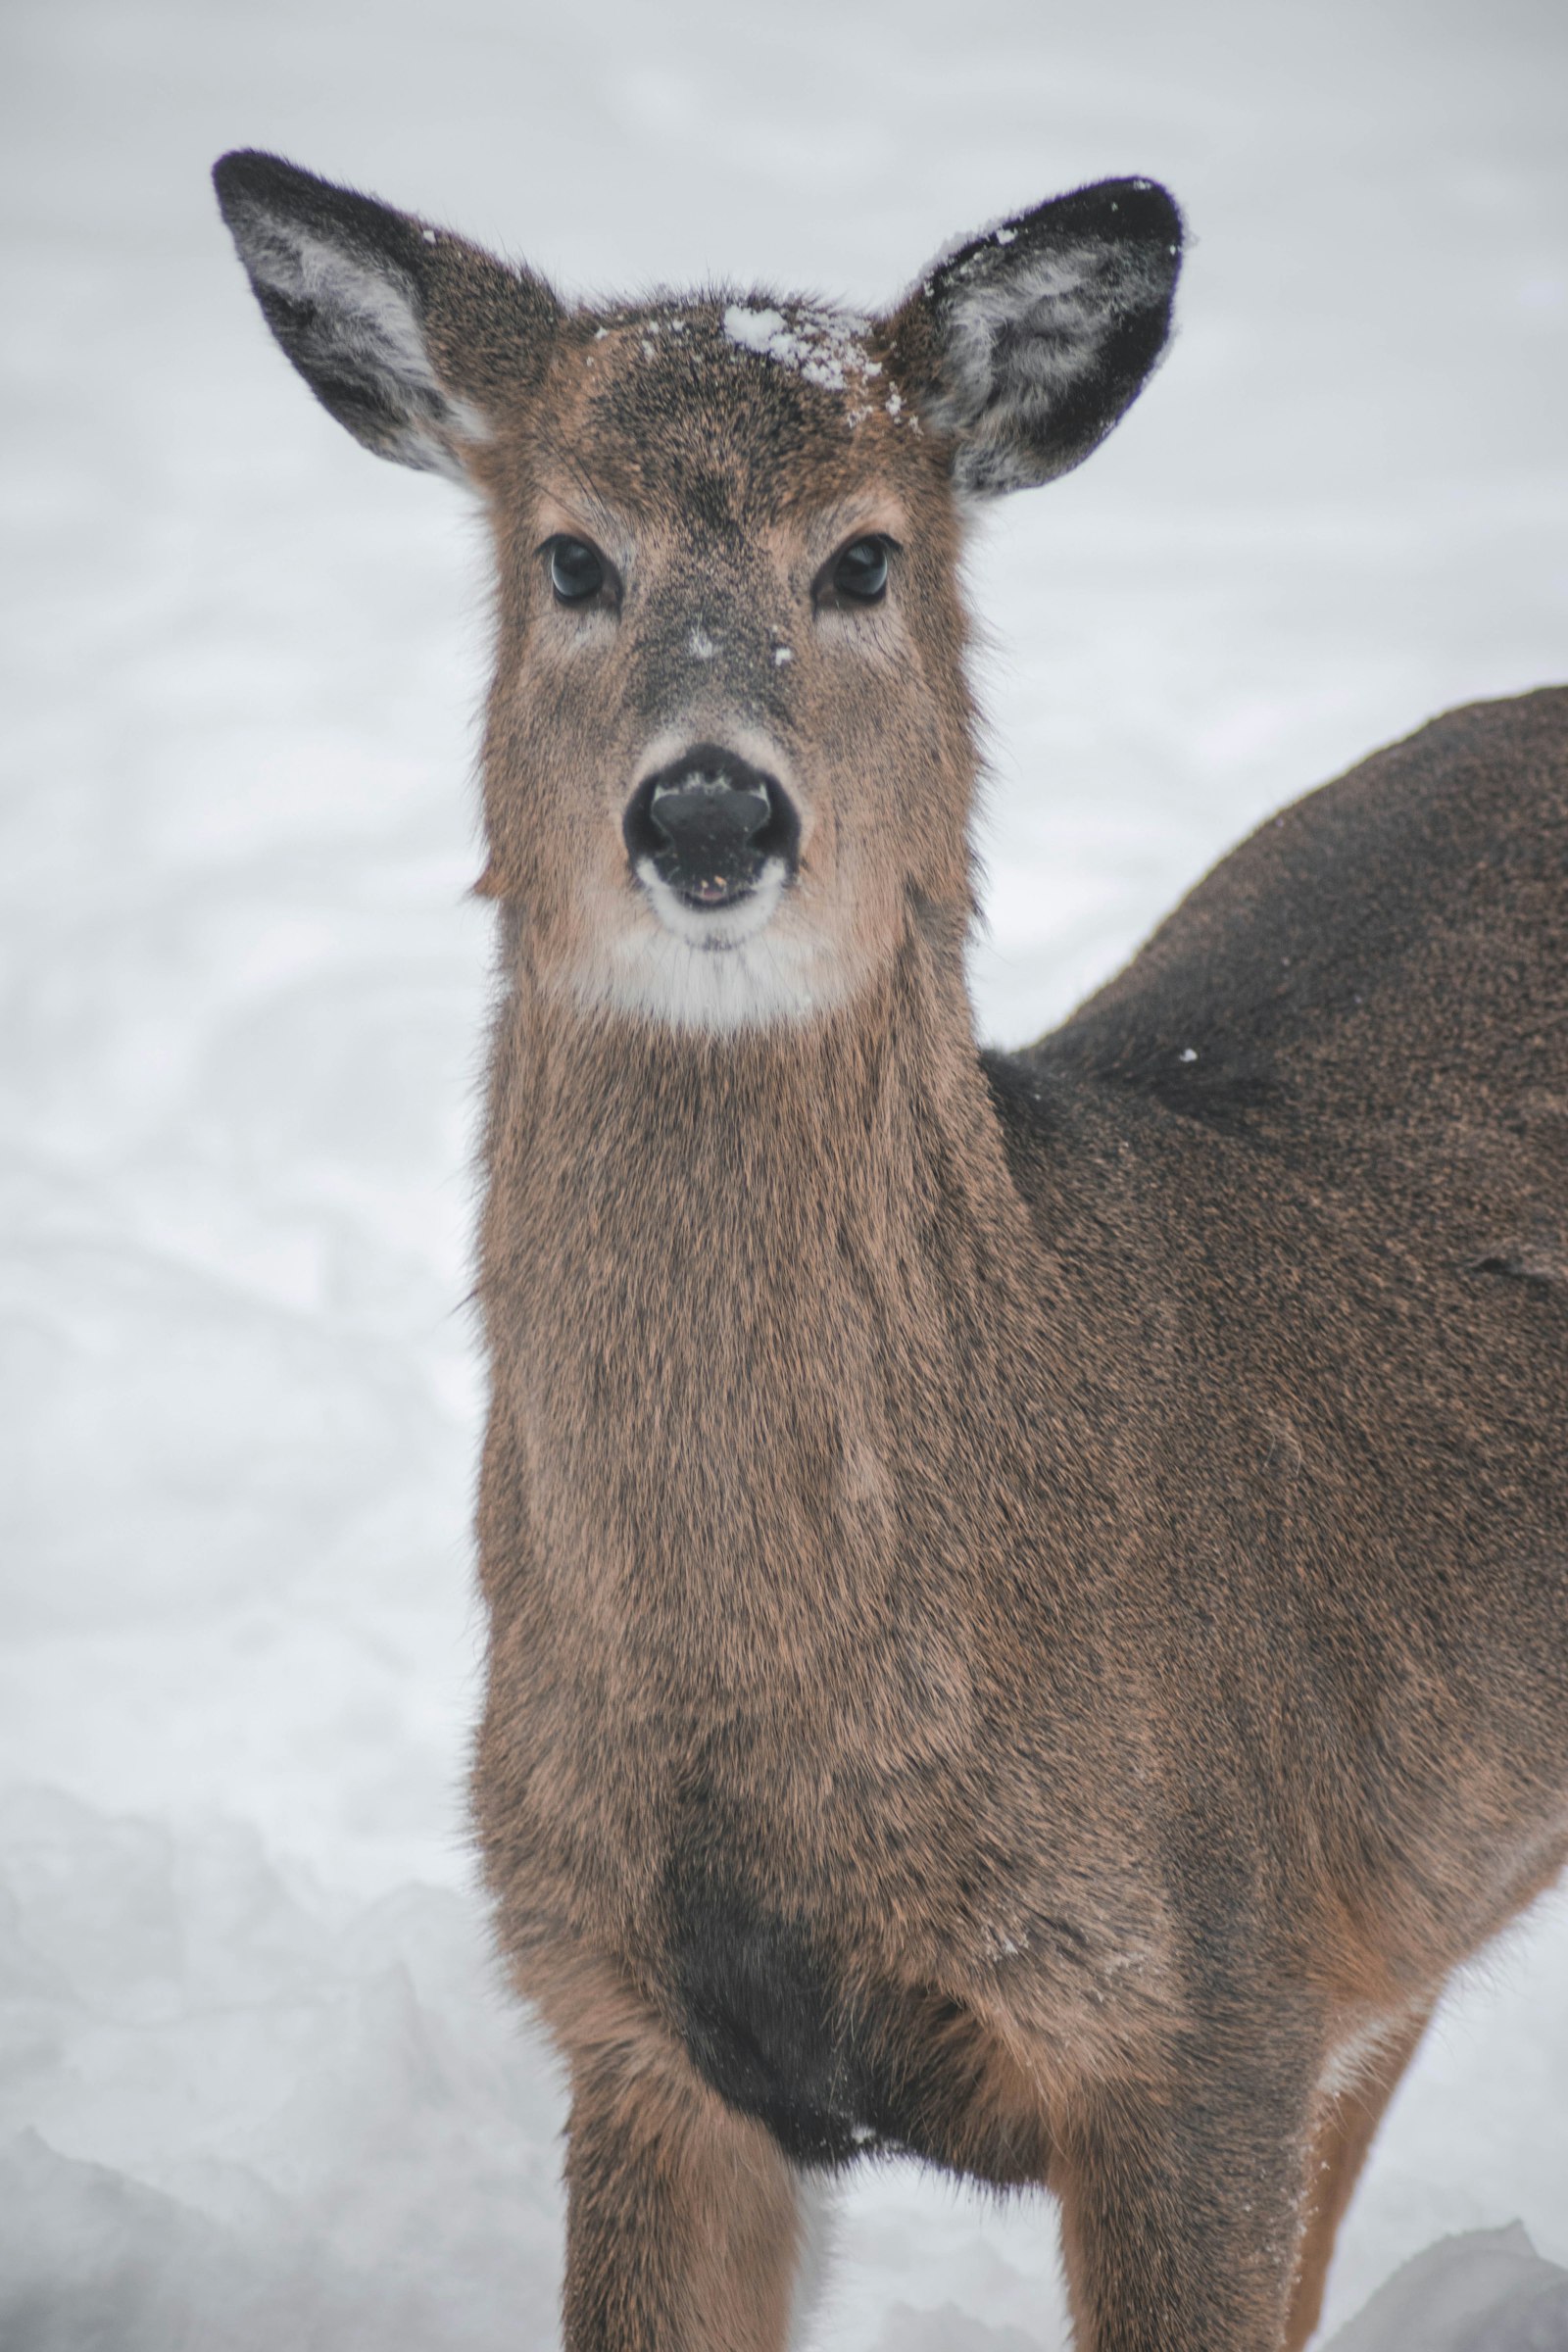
2,0,1566,2344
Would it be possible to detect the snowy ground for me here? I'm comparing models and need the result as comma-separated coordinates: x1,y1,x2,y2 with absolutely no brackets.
2,0,1566,2344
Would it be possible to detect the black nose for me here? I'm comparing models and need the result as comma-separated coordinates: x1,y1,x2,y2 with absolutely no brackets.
623,745,801,908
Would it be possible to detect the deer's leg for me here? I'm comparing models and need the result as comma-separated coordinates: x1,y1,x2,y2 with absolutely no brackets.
1054,2066,1316,2352
1281,2008,1432,2352
562,2031,802,2352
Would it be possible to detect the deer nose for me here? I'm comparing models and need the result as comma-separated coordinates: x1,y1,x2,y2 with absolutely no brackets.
623,745,801,908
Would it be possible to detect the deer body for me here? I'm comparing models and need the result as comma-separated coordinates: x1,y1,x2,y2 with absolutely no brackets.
216,150,1568,2351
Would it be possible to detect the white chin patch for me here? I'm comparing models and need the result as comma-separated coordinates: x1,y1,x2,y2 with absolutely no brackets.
561,859,855,1035
635,857,787,951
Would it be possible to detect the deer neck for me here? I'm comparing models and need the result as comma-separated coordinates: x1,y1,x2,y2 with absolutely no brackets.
480,926,1045,1656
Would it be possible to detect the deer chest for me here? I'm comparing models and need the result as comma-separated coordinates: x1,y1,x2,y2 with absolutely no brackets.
657,1771,1055,2185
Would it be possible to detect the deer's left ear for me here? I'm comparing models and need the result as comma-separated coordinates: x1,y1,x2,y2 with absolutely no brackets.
883,177,1182,498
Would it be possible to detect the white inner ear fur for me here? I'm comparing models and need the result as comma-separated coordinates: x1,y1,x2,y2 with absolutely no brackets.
241,213,489,477
936,244,1128,425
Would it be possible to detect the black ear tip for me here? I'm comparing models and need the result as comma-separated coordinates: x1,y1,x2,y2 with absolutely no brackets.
214,148,289,220
214,148,275,190
1055,175,1183,257
212,149,250,215
212,148,336,228
1117,175,1184,251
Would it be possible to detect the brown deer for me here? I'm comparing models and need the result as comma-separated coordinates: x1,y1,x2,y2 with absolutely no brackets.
214,149,1567,2352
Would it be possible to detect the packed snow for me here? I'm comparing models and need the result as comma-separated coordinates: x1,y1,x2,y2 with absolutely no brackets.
2,0,1566,2345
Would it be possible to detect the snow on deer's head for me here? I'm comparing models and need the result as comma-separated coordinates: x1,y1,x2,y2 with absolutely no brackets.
216,152,1181,1035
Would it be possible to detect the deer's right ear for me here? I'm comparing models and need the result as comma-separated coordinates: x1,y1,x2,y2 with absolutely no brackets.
884,177,1182,499
213,150,560,482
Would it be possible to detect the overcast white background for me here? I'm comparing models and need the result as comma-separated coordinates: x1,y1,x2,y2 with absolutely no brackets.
2,1,1566,2344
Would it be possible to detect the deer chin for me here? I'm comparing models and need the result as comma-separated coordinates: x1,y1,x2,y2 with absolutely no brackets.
635,855,790,950
552,860,858,1035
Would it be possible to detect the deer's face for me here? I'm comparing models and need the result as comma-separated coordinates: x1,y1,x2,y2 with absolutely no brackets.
478,308,974,1030
214,153,1181,1033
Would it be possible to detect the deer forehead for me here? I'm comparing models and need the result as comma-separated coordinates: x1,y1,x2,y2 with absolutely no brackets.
524,302,932,541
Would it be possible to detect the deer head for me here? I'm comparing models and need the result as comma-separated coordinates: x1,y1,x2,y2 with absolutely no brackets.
215,153,1181,1035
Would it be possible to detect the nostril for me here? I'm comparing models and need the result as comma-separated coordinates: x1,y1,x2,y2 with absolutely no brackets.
625,744,801,906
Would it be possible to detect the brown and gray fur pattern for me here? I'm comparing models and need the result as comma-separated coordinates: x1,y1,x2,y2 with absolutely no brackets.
215,149,1567,2351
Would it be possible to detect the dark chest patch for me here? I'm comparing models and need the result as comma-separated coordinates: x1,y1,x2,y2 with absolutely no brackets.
669,1868,886,2166
664,1854,1047,2182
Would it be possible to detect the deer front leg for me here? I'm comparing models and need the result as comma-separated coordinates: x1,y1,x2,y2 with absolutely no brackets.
563,2033,803,2352
1055,2064,1315,2352
1281,2006,1432,2352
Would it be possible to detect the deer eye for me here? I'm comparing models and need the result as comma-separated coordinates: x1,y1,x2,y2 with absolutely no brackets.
830,536,891,604
547,536,609,605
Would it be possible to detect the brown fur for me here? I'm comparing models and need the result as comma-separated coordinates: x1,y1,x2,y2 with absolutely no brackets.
214,153,1567,2350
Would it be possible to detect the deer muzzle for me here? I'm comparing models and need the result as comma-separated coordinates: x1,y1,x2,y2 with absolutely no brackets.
624,746,801,910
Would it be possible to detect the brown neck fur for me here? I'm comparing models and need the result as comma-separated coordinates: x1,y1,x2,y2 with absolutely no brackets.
477,903,1058,1661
